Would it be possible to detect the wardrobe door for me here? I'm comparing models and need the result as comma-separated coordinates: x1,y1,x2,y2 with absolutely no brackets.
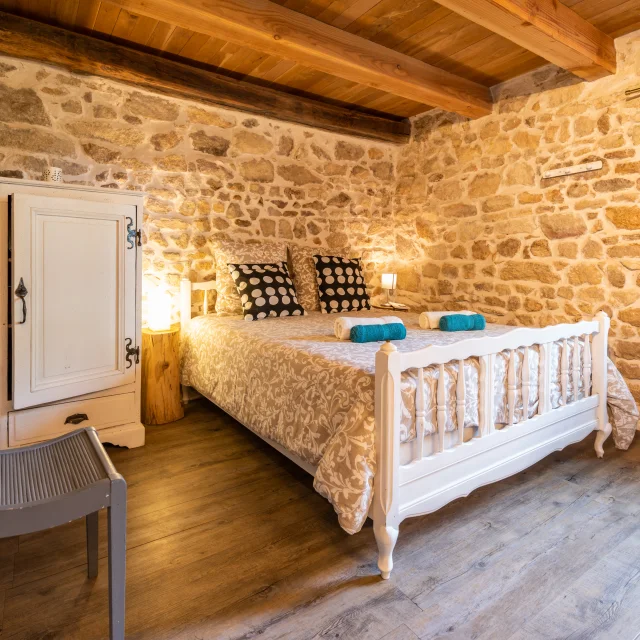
11,194,138,409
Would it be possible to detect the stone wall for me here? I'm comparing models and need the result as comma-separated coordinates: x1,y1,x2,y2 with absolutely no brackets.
3,32,640,394
391,31,640,399
0,55,397,320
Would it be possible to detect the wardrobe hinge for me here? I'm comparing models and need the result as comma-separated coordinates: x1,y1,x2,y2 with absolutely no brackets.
125,338,140,369
126,217,142,249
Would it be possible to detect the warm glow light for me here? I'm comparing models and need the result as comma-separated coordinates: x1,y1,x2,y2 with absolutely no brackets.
147,286,172,331
381,273,397,290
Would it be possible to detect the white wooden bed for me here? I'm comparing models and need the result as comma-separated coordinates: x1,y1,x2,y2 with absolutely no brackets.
180,278,611,579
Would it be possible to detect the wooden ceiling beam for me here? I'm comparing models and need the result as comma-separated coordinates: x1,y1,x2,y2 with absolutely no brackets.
431,0,616,81
0,12,410,144
108,0,493,118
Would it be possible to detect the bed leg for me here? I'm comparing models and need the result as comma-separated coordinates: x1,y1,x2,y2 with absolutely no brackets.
181,385,190,405
595,422,612,459
374,523,398,580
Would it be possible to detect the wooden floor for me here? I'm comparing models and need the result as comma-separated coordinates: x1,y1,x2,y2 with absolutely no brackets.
2,401,640,640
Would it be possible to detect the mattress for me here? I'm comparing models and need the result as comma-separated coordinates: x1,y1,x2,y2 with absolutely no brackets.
181,311,638,534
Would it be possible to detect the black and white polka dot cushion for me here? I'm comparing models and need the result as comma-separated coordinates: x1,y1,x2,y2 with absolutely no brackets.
312,255,371,314
227,261,306,321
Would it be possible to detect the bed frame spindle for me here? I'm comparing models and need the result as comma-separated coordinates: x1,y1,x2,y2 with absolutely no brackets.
507,350,516,426
522,347,530,423
561,339,569,405
538,343,552,415
456,360,465,445
572,336,581,401
583,336,592,397
415,368,426,461
436,364,446,453
479,356,487,437
479,354,495,436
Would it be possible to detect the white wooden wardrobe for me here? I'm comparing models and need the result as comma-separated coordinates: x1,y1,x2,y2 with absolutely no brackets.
0,178,144,449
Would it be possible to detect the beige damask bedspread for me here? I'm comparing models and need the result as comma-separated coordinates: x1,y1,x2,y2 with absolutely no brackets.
182,311,639,534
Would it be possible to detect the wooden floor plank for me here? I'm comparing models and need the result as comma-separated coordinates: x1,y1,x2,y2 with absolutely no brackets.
0,539,16,590
404,463,640,638
379,624,420,640
2,400,640,639
11,467,314,588
508,528,640,639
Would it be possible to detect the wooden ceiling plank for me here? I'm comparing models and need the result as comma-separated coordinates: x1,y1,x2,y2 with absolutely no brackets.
75,0,101,30
111,9,158,45
345,0,426,38
436,34,526,85
285,67,332,91
0,0,19,12
281,0,330,13
335,0,385,29
25,0,51,19
298,0,345,19
574,0,640,38
145,21,176,50
52,0,79,26
303,71,356,98
162,26,195,55
431,0,616,80
177,31,211,59
107,0,492,117
240,53,286,80
568,0,631,22
111,8,142,39
315,0,382,30
330,79,381,102
221,39,275,76
363,92,425,116
371,3,449,49
126,14,159,44
190,35,229,66
92,1,122,36
225,49,273,75
404,18,493,70
0,11,409,142
267,62,323,88
258,59,299,83
403,103,432,117
206,40,244,69
478,49,543,83
397,11,485,60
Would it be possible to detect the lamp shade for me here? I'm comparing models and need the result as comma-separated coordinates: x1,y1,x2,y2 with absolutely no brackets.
380,273,397,290
147,286,172,331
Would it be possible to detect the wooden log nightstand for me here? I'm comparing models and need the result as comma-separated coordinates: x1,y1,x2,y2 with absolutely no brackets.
141,324,184,425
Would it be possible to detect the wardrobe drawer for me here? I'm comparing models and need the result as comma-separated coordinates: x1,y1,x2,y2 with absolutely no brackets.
8,393,136,447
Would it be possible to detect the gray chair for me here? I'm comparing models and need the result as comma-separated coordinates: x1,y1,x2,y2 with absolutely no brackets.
0,427,127,640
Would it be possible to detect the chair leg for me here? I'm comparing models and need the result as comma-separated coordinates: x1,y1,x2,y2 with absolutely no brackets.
86,511,99,579
108,478,127,640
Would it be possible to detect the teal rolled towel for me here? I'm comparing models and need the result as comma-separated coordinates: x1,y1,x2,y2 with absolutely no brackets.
350,323,407,343
439,314,486,332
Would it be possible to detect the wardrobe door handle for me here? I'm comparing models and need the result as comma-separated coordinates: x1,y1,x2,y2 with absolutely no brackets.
64,413,89,425
15,278,28,325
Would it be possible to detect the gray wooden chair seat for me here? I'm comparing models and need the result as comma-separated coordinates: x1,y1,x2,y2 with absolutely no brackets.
0,427,127,640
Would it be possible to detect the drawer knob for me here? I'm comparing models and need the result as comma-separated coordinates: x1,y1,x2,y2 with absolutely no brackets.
64,413,89,425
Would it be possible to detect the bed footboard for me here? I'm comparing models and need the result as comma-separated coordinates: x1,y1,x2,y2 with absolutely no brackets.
372,312,610,579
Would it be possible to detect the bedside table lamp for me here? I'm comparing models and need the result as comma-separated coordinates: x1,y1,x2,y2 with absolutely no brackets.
381,273,397,305
147,284,172,332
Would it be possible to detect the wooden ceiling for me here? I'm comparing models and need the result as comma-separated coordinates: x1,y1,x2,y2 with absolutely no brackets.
0,0,638,139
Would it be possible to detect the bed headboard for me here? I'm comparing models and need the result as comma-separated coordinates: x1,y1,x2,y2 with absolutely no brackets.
180,277,216,333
